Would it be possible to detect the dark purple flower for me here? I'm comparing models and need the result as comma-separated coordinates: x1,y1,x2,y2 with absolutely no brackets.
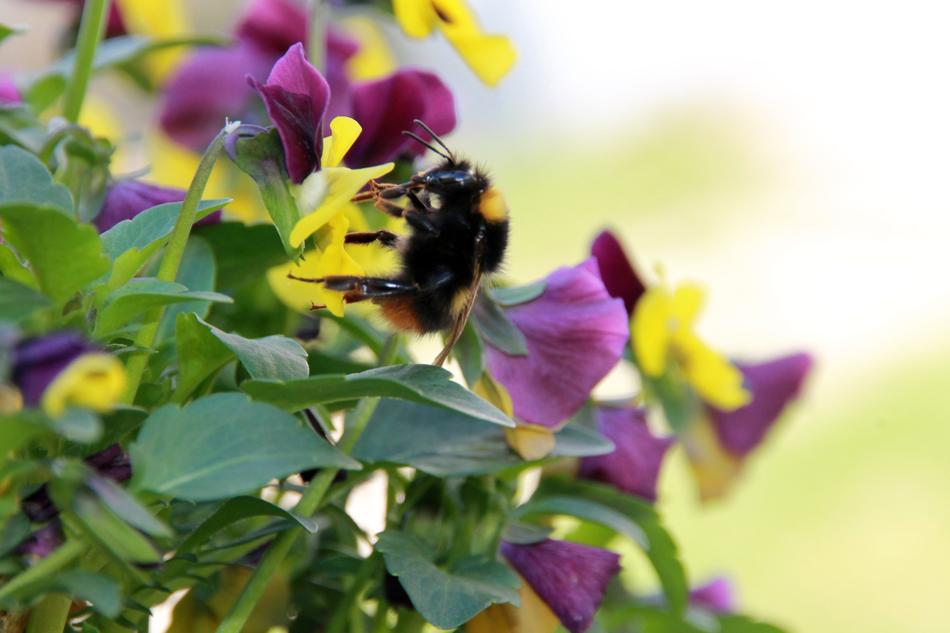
706,353,813,457
85,443,132,483
345,69,457,167
578,407,673,502
38,0,127,38
12,333,97,407
501,539,620,633
249,43,330,183
689,577,736,613
16,522,62,560
234,0,308,58
590,230,645,314
95,179,218,232
159,43,274,152
0,73,20,104
485,259,629,429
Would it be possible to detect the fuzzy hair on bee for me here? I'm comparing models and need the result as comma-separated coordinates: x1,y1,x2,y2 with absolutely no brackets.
289,120,510,365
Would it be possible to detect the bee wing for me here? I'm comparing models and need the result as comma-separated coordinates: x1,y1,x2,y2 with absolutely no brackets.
433,269,482,367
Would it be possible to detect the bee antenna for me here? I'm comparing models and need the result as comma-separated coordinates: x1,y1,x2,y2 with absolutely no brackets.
412,119,453,156
402,130,451,160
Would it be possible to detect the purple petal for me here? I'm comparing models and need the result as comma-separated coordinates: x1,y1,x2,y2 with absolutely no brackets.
578,407,673,502
94,180,189,232
251,43,330,183
590,230,646,314
16,522,62,560
12,333,97,407
689,577,736,613
706,352,813,456
485,259,629,428
0,73,20,104
345,68,456,167
235,0,307,58
501,539,620,633
160,44,272,151
86,443,133,483
104,1,127,38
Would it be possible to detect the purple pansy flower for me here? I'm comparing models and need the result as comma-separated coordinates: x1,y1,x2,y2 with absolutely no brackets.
16,522,62,560
484,259,629,429
501,539,620,633
578,406,673,502
706,352,813,457
345,69,456,167
0,73,20,104
234,0,307,57
689,576,736,613
248,42,331,183
94,179,223,232
590,229,646,315
11,333,97,407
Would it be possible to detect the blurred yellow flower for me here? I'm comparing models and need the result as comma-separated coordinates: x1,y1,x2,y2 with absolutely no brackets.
475,373,555,461
393,0,516,86
682,417,742,502
632,281,750,410
114,0,188,81
41,353,127,417
340,16,397,81
466,581,559,633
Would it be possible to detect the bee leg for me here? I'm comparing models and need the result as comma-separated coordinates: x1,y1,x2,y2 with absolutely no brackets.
343,230,399,248
322,269,453,299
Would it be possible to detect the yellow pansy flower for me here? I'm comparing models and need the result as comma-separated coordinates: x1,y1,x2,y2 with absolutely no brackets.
393,0,516,86
41,353,127,418
632,281,750,410
475,374,556,461
466,581,559,633
114,0,189,81
340,16,397,81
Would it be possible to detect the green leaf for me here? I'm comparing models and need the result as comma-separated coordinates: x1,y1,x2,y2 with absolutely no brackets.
49,408,101,443
489,280,546,306
50,571,122,617
642,367,700,435
602,606,786,633
131,393,359,501
453,322,483,386
517,479,689,613
227,127,300,255
178,496,318,553
0,277,49,323
0,514,30,557
243,364,514,427
23,74,66,114
0,203,109,305
157,237,217,342
376,531,520,629
0,242,35,286
173,314,308,400
352,400,611,476
198,222,286,291
93,278,232,337
86,474,172,538
73,493,160,563
471,292,528,356
99,198,229,290
0,145,73,213
0,23,26,45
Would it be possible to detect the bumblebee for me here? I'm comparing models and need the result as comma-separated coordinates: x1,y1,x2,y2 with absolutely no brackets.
290,120,510,365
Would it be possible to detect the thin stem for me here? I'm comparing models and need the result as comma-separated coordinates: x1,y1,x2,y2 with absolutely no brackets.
326,553,381,633
25,593,72,633
214,396,382,633
62,0,108,123
120,123,237,405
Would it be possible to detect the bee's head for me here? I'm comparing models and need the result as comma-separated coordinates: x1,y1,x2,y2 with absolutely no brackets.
416,162,487,197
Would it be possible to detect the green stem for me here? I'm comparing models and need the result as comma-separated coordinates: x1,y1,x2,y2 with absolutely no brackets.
26,593,72,633
214,396,382,633
120,123,236,405
61,0,108,123
0,540,84,602
326,553,381,633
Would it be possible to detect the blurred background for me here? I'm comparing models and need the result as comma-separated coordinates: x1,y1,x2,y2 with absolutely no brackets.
3,1,949,631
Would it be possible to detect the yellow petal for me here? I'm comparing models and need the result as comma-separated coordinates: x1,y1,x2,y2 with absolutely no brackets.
432,0,481,33
631,286,672,377
678,334,751,410
321,116,363,168
312,214,365,317
670,282,705,327
443,31,517,86
393,0,439,38
466,580,559,633
682,417,743,503
0,384,23,414
341,17,397,81
473,374,514,418
342,203,401,275
504,424,556,461
114,0,188,81
41,353,127,417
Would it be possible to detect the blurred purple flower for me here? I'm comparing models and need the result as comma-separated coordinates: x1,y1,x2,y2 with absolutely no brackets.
501,538,620,633
689,576,736,613
234,0,307,57
706,352,813,456
95,179,223,232
16,522,62,560
11,333,97,407
345,69,456,167
590,229,646,314
249,42,330,183
0,73,20,104
39,0,127,38
484,259,628,429
578,406,673,502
